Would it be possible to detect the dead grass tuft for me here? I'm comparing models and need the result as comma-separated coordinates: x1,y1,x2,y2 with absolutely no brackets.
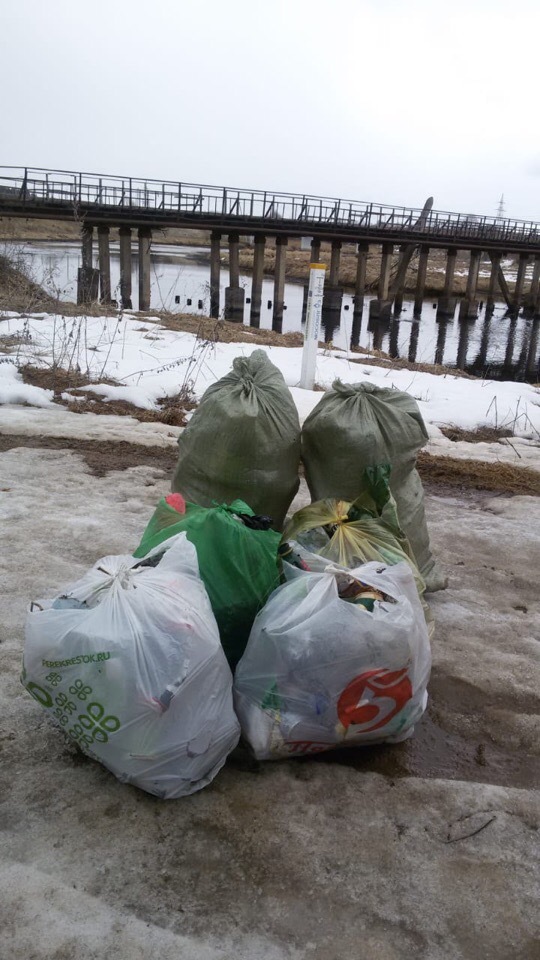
440,425,514,444
350,350,476,379
19,364,118,396
138,312,304,347
417,452,540,496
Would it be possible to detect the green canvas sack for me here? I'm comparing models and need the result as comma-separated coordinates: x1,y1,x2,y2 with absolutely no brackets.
301,381,447,592
172,350,301,530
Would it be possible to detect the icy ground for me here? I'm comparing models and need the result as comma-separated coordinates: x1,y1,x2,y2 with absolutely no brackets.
1,311,539,957
0,442,539,960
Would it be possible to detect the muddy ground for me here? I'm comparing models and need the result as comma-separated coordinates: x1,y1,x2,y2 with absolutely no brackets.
0,439,539,959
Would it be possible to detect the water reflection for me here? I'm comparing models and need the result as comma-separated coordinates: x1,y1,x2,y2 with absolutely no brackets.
3,239,540,382
456,319,474,370
408,320,420,363
434,320,449,366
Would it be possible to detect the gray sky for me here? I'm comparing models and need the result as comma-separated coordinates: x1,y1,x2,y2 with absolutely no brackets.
2,0,540,220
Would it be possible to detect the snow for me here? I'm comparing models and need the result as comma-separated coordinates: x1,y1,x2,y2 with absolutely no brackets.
1,310,540,442
0,360,55,408
0,405,181,446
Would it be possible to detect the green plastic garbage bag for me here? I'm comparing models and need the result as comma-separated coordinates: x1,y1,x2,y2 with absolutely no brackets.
301,381,447,592
171,350,301,531
134,495,281,668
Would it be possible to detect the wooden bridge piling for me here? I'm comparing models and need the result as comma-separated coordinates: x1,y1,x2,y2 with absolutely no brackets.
369,242,393,320
77,223,99,304
119,226,133,309
210,231,221,319
512,253,529,315
414,246,429,317
486,252,501,310
460,248,481,319
97,225,111,303
138,227,151,311
351,241,368,347
249,234,265,328
438,248,458,318
272,236,288,334
225,232,244,322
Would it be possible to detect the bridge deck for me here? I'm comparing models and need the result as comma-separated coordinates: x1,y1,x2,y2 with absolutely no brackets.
1,166,540,253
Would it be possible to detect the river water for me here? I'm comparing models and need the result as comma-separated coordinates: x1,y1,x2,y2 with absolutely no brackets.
3,240,539,380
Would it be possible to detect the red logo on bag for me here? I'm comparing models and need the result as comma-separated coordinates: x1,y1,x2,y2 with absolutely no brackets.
337,668,412,734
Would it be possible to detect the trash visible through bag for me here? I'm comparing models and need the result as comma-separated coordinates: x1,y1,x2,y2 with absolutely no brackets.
22,533,240,799
234,545,432,760
134,494,281,669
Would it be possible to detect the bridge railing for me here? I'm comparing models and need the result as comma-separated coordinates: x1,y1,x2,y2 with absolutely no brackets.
1,166,540,245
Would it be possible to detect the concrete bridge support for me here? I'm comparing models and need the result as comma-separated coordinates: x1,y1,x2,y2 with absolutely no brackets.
512,253,528,315
97,225,111,303
119,227,133,309
486,252,501,311
225,232,244,322
250,235,265,328
138,227,152,311
272,237,287,334
459,249,481,320
77,223,99,304
210,231,221,319
351,241,368,347
438,248,457,318
414,246,429,317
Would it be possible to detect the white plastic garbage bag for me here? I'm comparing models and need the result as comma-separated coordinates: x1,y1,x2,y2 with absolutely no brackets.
234,553,431,760
22,533,240,798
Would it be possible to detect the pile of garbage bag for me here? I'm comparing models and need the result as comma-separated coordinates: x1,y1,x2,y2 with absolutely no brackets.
22,349,442,799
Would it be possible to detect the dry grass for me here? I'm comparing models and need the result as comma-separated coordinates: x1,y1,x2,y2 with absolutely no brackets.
440,425,514,443
418,452,540,496
349,350,476,379
20,364,118,396
18,363,195,427
139,312,304,347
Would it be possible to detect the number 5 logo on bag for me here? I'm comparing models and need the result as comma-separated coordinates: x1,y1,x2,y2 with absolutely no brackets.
337,668,412,734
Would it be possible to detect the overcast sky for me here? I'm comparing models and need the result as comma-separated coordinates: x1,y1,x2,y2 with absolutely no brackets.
2,0,540,220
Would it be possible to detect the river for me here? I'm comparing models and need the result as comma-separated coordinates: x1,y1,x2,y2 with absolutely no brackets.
2,240,539,381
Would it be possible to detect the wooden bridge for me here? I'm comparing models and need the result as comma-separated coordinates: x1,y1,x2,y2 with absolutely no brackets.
1,165,540,337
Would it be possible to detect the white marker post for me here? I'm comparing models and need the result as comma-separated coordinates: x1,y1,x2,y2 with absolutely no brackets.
300,263,326,389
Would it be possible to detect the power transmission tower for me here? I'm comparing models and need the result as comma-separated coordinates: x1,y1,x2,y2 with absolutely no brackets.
496,194,506,218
